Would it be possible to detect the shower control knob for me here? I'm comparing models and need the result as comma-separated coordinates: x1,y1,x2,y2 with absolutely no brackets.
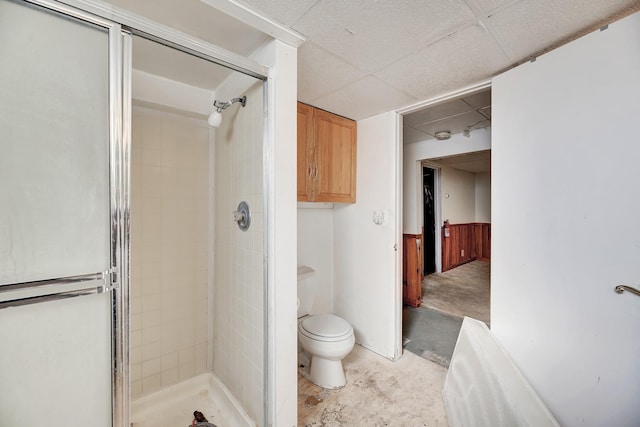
232,210,245,222
232,201,251,232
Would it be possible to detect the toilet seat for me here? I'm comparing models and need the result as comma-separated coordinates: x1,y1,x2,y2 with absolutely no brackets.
299,314,353,342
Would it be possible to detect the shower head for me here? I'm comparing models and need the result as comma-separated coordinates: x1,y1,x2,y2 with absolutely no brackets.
208,95,247,128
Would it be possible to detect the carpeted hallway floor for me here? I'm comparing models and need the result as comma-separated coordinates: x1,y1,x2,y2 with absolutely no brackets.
422,260,490,324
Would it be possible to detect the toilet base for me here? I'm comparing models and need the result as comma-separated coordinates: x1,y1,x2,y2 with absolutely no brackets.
309,356,347,389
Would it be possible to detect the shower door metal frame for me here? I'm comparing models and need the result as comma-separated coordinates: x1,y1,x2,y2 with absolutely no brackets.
13,1,275,425
59,0,270,80
2,0,129,425
34,1,273,426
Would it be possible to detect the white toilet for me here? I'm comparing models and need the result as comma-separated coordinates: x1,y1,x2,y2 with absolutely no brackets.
297,265,355,389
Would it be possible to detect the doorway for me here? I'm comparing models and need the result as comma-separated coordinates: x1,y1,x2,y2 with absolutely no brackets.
422,166,436,275
400,87,492,367
420,151,492,324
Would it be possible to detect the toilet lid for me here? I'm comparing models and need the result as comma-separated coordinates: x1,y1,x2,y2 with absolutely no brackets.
300,314,353,340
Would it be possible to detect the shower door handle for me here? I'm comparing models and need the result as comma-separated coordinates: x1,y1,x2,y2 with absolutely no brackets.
0,271,110,309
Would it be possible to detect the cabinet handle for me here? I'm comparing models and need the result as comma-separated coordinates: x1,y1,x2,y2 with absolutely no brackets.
308,164,313,179
314,164,319,179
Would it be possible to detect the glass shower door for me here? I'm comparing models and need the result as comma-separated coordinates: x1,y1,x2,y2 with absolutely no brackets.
0,1,124,425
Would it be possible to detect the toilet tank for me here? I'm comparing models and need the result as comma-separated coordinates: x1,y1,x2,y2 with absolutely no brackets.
297,265,316,318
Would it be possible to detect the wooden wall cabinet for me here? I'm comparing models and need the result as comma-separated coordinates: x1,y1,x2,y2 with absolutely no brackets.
403,234,423,307
297,102,357,203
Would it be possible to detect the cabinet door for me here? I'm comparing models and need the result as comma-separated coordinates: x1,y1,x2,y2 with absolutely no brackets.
314,109,357,203
297,102,314,201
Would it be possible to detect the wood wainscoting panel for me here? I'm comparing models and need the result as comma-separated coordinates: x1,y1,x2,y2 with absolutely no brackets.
442,223,491,271
403,234,423,307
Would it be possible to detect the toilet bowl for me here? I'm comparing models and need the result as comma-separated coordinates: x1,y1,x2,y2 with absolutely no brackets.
298,313,355,389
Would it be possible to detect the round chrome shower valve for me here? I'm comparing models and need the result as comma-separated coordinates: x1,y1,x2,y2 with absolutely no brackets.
233,201,251,231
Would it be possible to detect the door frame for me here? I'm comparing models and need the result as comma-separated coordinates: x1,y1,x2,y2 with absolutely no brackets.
420,162,442,274
394,80,491,356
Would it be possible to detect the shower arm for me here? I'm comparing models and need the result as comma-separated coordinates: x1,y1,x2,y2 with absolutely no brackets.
213,96,247,112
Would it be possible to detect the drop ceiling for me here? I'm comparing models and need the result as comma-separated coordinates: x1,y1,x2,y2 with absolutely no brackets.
240,0,639,121
106,0,639,122
404,89,491,144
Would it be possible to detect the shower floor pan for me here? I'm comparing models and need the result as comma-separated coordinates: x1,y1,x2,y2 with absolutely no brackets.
131,372,256,427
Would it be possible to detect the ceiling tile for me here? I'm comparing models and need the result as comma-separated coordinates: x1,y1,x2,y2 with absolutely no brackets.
471,0,519,14
403,88,492,143
107,0,638,123
479,105,492,119
235,0,318,26
403,99,472,127
311,76,418,120
376,24,511,101
292,0,476,72
487,0,640,62
403,126,432,145
461,90,491,109
297,42,367,102
414,110,489,137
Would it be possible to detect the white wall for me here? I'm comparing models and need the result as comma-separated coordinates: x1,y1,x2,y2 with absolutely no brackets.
214,37,298,426
213,80,265,423
403,128,491,233
334,111,400,359
474,172,491,223
251,39,298,427
130,105,210,399
492,11,640,427
297,206,334,315
441,166,475,224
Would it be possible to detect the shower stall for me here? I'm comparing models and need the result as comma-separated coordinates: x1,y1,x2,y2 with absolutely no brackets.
0,0,272,426
128,35,267,426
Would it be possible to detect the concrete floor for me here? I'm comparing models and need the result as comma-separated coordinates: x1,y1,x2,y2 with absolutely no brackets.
298,345,449,426
403,306,463,368
422,260,490,324
297,261,490,426
402,260,490,367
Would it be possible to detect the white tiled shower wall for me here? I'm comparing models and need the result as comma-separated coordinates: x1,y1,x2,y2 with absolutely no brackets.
130,105,210,399
213,81,264,424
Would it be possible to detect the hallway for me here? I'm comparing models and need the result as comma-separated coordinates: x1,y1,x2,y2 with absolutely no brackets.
422,260,490,324
402,260,490,368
